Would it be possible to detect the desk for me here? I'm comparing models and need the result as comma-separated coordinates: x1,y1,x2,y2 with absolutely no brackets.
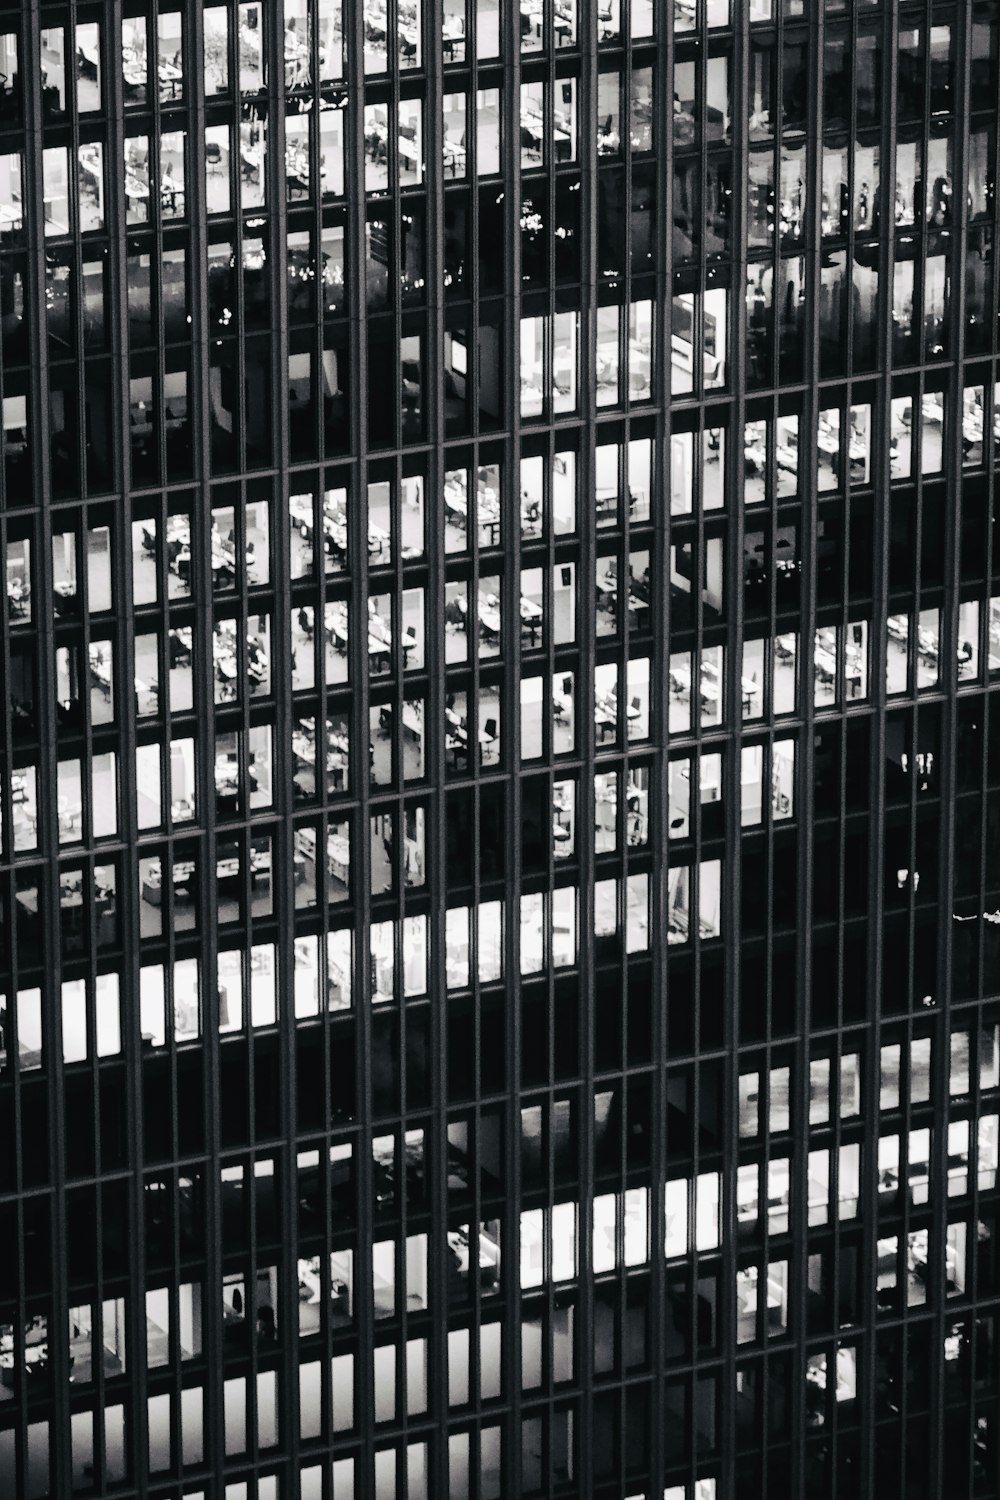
326,602,349,650
442,16,465,56
378,702,421,741
240,143,263,181
212,541,237,580
0,1323,49,1387
521,493,542,533
160,176,181,213
741,1278,785,1322
327,834,350,885
89,655,112,696
595,696,617,740
284,37,309,86
53,581,77,615
775,443,798,478
217,850,271,888
125,169,149,205
519,595,543,645
917,629,939,662
367,634,391,670
846,435,868,467
461,592,500,641
398,134,420,174
368,522,390,561
143,862,196,906
122,57,147,92
215,651,238,683
448,1227,500,1283
130,405,153,439
292,730,317,767
520,108,545,157
77,41,100,73
298,1263,322,1305
627,594,650,631
2,424,27,457
367,618,403,669
814,644,837,683
290,495,313,535
7,578,29,617
446,709,496,765
443,138,466,178
157,61,183,98
57,797,82,836
597,572,649,623
520,378,545,413
964,416,984,448
285,146,310,195
15,883,40,916
554,2,575,38
239,22,262,53
239,636,264,684
325,516,348,556
78,146,102,187
214,762,241,798
669,663,692,697
399,701,423,739
444,481,469,526
690,669,728,715
478,493,501,544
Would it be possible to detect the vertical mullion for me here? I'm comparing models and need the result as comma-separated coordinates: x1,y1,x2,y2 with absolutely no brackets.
22,6,74,1493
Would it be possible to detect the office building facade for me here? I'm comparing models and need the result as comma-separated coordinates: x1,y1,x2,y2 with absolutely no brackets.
1,0,1000,1497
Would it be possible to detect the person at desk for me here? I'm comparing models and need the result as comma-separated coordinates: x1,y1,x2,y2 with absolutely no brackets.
444,691,464,729
7,575,29,617
521,491,541,529
365,119,388,165
930,174,952,226
40,66,63,118
247,634,267,677
158,48,183,97
160,159,177,211
520,114,544,158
